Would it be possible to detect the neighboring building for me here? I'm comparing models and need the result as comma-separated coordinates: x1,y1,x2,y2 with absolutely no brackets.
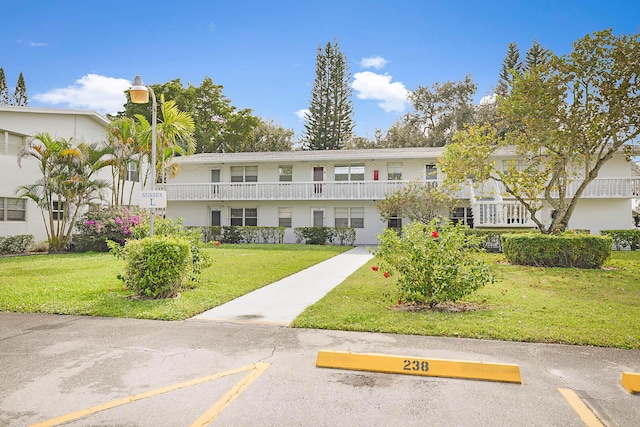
0,106,139,244
162,148,640,245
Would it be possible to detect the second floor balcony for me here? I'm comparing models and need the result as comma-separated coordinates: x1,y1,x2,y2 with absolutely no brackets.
159,180,442,201
158,177,640,202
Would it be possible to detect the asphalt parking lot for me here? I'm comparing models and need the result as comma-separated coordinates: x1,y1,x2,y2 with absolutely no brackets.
0,312,638,426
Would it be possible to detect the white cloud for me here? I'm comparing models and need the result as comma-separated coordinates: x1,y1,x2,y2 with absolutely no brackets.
29,41,48,47
33,74,131,115
351,71,409,113
295,108,309,120
359,56,388,70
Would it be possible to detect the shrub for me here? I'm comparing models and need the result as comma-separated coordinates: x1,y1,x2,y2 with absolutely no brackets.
0,234,34,254
600,229,640,250
221,226,244,244
117,236,192,299
334,227,356,246
74,207,144,252
131,216,211,280
373,219,494,307
294,227,336,245
501,233,612,268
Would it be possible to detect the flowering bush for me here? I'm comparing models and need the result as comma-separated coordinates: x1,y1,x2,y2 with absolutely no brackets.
372,218,494,308
74,207,145,252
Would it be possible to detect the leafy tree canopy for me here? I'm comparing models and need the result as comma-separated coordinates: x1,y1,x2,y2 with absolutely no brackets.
441,28,640,234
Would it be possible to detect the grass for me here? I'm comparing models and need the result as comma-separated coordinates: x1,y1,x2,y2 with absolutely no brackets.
292,251,640,350
0,244,349,321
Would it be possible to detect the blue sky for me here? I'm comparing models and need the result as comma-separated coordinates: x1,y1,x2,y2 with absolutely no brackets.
2,0,639,140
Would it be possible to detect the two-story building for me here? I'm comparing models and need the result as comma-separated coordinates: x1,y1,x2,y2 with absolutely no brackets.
161,148,640,245
0,106,139,244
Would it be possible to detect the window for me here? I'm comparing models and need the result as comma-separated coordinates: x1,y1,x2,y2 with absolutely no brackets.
279,166,293,182
278,207,292,228
230,166,258,182
425,164,438,180
451,207,473,227
52,201,65,221
230,207,257,226
334,207,364,228
334,164,365,181
5,132,25,156
0,197,26,221
387,214,402,230
387,162,403,180
502,159,524,171
126,162,139,182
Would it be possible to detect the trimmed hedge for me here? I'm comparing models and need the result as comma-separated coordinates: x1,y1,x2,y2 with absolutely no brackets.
501,233,612,269
118,237,193,299
600,229,640,250
294,226,356,246
0,234,34,254
190,226,285,244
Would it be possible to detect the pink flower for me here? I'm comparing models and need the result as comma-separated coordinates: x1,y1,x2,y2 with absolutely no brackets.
371,266,379,271
383,271,390,278
431,231,439,238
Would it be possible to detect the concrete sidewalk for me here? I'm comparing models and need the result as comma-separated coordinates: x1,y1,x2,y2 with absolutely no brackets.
191,245,373,325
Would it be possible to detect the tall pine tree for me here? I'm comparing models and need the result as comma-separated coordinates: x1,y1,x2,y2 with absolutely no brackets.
0,68,8,105
496,42,522,97
525,39,550,69
303,39,354,150
11,72,28,106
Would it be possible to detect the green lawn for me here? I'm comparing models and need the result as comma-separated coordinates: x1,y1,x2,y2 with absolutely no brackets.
0,244,349,321
292,251,640,350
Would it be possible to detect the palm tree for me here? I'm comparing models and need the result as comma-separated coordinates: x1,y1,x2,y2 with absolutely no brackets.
107,117,142,206
17,133,111,252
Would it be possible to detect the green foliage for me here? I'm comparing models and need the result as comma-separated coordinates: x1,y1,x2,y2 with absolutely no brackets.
131,216,212,280
294,227,336,245
74,207,144,252
10,71,27,106
376,179,452,224
501,233,612,268
601,229,640,250
373,219,494,307
0,234,34,254
221,226,244,243
118,237,192,299
334,227,356,246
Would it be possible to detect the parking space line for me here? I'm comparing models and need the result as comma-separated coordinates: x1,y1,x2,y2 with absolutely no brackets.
190,362,270,427
557,388,604,427
29,363,263,427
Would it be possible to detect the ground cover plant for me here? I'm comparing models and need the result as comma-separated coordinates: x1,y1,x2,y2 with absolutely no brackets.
292,251,640,350
0,244,349,320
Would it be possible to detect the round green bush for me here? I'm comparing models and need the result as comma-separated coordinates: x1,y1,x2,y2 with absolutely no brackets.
501,233,612,268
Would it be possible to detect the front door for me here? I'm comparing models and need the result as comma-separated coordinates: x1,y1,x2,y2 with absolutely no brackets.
313,167,324,194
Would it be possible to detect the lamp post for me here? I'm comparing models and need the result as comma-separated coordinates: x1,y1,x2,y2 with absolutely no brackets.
129,75,157,237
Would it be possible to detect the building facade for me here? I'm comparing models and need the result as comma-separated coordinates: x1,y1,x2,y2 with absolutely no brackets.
0,106,139,244
162,148,640,245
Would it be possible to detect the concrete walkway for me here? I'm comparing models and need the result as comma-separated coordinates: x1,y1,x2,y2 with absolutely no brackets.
191,245,374,325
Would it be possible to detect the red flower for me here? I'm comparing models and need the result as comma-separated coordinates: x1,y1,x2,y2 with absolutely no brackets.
398,299,402,305
214,241,221,247
371,265,379,271
383,271,390,278
431,231,439,238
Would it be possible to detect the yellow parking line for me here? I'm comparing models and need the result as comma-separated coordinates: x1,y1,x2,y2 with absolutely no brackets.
558,388,604,427
190,362,270,427
29,364,261,427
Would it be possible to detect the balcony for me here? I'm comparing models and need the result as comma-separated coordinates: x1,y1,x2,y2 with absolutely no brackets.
496,177,640,199
472,202,537,228
158,180,443,201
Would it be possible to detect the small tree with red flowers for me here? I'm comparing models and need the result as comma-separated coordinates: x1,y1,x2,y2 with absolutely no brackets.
372,218,493,308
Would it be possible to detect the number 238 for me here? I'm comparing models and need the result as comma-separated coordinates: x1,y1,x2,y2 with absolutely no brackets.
403,359,429,372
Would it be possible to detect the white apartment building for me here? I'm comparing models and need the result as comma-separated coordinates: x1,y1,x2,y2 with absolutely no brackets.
0,106,139,244
162,148,640,245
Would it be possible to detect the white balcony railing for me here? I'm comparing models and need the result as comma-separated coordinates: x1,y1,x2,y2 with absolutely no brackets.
158,177,639,203
497,177,640,199
472,202,536,228
158,180,443,201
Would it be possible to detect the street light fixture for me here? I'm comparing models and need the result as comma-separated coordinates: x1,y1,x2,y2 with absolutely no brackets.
130,75,157,237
